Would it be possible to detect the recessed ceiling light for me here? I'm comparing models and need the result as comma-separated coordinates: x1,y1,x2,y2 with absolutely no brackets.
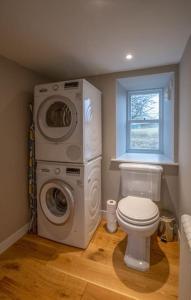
126,53,133,60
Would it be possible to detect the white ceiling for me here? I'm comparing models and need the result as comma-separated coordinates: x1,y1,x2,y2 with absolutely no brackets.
0,0,190,80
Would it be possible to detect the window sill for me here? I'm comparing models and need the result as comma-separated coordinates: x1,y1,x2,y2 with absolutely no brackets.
112,153,178,166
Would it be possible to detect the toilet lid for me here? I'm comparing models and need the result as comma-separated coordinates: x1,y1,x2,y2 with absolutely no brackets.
117,196,159,222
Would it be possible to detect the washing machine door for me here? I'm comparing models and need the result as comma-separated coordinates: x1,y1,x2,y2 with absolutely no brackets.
40,180,74,225
37,95,77,142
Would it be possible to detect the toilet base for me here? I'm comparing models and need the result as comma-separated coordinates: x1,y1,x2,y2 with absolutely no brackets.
124,235,150,271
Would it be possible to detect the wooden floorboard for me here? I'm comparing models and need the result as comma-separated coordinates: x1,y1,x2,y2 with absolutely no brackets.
0,221,179,300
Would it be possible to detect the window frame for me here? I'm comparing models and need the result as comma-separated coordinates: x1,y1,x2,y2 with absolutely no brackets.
126,88,163,154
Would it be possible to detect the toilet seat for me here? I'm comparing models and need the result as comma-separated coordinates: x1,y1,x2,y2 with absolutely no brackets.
117,196,159,226
117,209,160,226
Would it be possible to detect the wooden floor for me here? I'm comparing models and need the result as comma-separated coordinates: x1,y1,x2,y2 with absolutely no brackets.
0,221,179,300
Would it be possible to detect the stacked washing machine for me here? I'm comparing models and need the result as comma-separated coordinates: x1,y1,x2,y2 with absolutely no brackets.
34,79,102,248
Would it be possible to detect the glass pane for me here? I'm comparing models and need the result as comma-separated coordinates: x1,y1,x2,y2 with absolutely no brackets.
46,101,71,127
130,123,159,150
46,188,68,216
130,92,160,120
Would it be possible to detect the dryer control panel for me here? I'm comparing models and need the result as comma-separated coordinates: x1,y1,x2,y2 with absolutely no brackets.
66,168,80,176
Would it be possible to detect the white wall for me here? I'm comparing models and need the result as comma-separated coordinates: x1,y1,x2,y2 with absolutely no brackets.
179,36,191,218
0,55,46,243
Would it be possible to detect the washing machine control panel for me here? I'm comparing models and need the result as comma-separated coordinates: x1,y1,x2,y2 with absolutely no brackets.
66,168,80,176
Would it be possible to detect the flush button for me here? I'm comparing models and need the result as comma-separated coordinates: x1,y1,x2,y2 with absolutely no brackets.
55,168,61,175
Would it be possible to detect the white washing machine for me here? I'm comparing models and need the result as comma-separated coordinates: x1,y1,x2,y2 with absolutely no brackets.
36,157,101,248
34,79,102,163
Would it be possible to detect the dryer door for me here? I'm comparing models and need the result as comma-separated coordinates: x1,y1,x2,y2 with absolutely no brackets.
37,95,77,142
40,180,74,225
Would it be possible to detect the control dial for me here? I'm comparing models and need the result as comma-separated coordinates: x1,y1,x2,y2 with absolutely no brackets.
55,168,61,175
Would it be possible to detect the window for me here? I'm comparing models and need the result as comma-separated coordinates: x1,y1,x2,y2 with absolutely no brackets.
127,89,162,153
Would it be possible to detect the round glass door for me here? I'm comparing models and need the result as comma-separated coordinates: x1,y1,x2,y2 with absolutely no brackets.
37,96,77,142
40,180,74,225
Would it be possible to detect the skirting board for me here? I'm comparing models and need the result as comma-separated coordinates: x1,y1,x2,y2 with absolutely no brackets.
0,223,29,255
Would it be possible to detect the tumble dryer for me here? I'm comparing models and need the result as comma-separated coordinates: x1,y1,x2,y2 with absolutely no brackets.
34,79,102,163
36,157,101,248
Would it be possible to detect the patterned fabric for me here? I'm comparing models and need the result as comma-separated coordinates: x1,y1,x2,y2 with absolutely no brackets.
28,103,37,233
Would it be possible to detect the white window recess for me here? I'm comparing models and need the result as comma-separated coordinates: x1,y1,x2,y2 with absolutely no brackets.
115,72,177,165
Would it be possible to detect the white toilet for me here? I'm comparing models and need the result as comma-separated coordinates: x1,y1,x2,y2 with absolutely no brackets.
116,163,163,272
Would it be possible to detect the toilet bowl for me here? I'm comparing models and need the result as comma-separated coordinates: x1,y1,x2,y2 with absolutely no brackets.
116,196,160,271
